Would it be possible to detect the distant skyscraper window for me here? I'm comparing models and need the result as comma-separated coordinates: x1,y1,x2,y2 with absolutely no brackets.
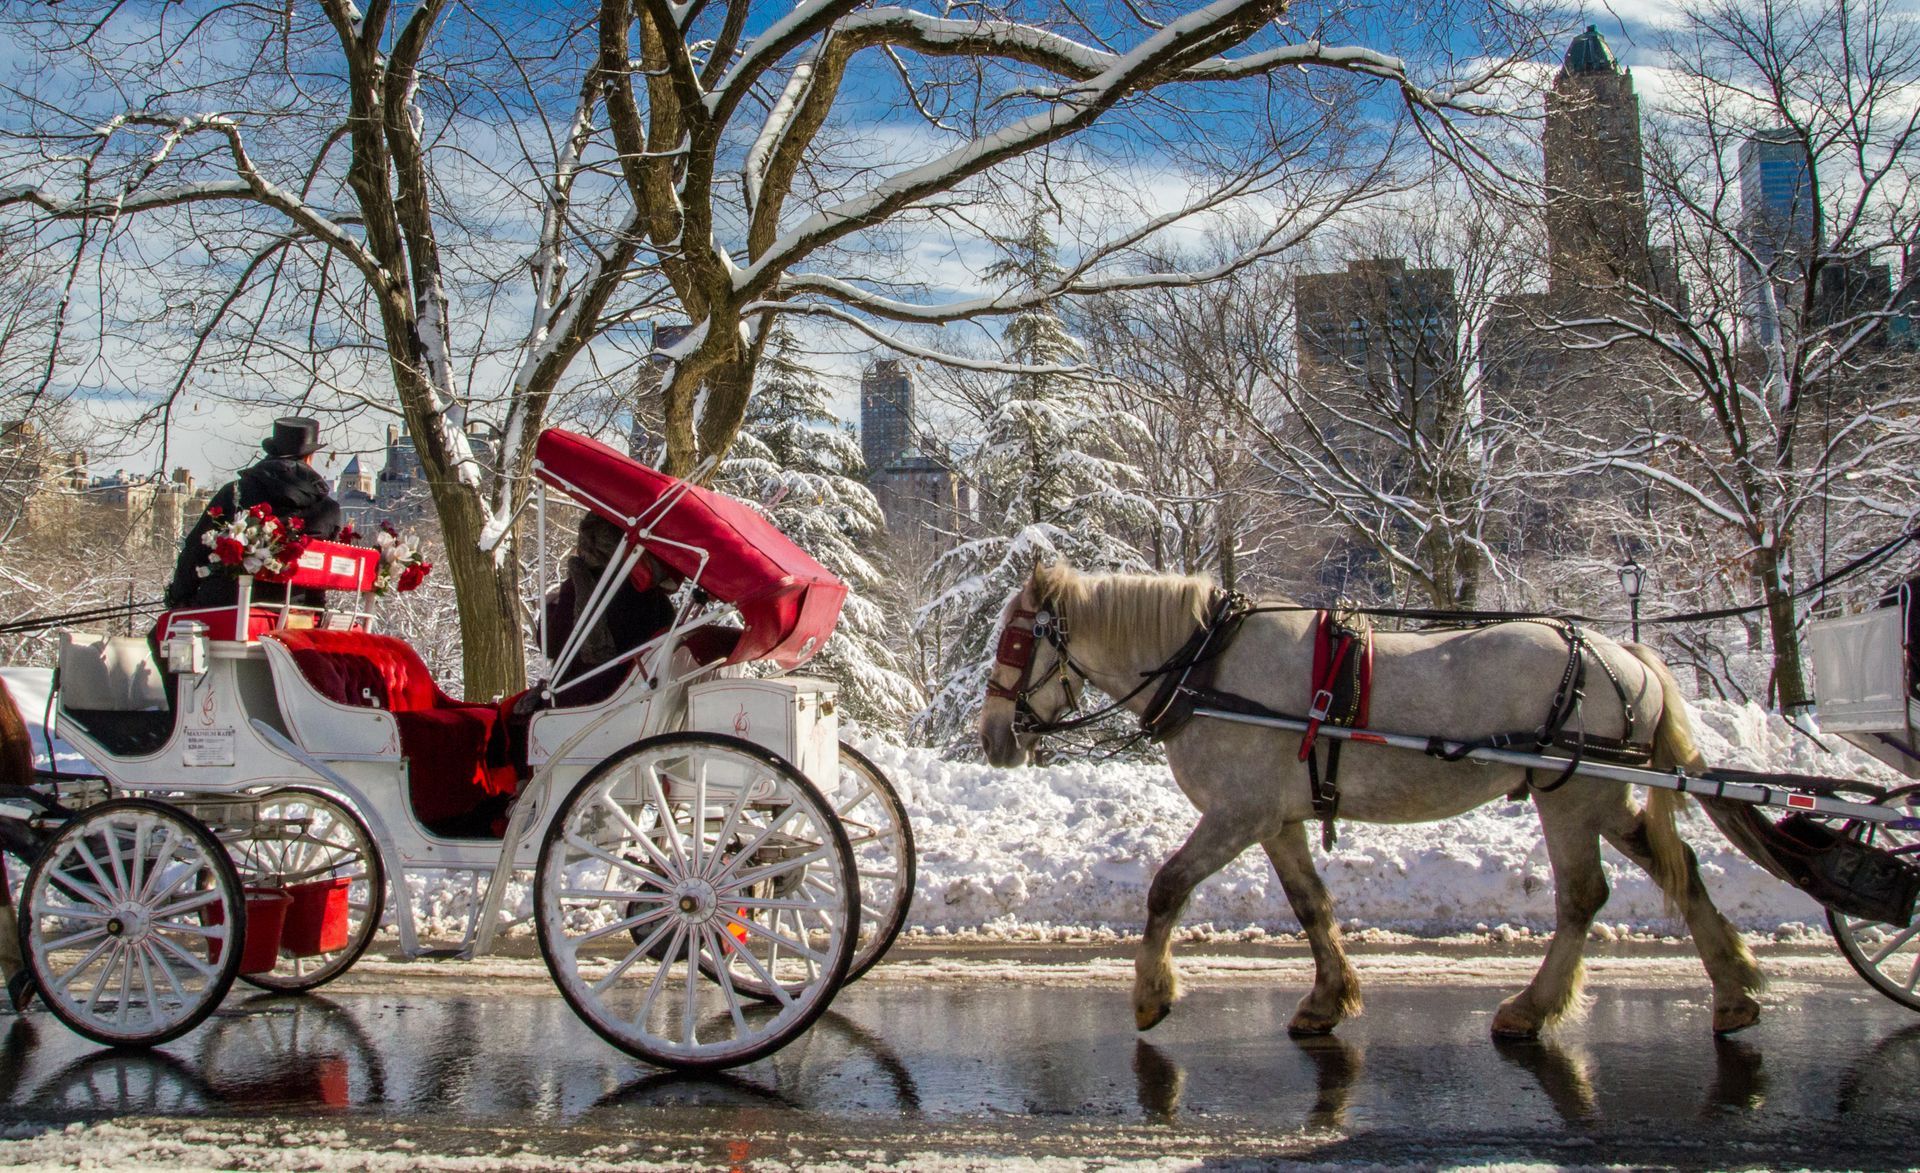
860,359,913,474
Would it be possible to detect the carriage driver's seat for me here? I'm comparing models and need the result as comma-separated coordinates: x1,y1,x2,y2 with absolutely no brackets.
265,629,516,837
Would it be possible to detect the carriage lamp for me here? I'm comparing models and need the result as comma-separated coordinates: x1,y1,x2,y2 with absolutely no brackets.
1618,555,1646,643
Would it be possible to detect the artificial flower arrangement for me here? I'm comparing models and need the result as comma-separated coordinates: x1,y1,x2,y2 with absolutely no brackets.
368,522,433,594
197,502,307,580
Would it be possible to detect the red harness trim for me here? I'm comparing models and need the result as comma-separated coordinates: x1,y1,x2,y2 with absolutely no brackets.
1298,611,1373,761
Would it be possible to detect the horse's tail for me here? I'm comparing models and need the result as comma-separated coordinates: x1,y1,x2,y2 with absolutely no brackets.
1624,644,1705,906
0,677,30,793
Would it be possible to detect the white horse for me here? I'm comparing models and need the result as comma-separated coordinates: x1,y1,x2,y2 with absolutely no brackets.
979,564,1762,1038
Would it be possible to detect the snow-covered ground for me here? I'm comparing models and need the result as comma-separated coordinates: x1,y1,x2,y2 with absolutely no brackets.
9,656,1903,938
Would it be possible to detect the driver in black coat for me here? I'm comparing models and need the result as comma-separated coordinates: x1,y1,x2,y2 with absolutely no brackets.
165,416,344,612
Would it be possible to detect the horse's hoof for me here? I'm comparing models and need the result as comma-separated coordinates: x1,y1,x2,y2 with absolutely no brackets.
1287,1013,1338,1037
1490,1004,1541,1039
1136,1001,1172,1032
6,971,34,1014
1713,996,1761,1035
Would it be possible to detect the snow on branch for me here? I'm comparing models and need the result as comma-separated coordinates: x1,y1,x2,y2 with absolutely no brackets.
747,300,1090,376
0,113,380,279
731,0,1324,296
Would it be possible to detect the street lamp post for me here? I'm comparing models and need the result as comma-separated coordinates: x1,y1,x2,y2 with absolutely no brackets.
1618,554,1646,643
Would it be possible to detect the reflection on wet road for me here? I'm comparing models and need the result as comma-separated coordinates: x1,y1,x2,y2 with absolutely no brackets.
5,975,1920,1165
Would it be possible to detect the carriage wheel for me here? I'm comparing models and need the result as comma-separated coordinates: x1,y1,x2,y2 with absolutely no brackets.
223,788,385,993
1828,783,1920,1011
21,798,245,1047
725,743,914,1002
535,732,858,1071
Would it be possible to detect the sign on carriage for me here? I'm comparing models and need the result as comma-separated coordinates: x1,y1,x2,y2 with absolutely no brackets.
182,726,236,767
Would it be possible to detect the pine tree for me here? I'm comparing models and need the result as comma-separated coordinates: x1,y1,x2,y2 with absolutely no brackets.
913,211,1156,748
721,329,922,728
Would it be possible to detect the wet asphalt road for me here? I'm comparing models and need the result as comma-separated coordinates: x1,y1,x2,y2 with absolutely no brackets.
3,953,1920,1169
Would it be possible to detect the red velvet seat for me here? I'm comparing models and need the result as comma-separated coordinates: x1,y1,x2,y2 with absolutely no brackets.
267,629,515,836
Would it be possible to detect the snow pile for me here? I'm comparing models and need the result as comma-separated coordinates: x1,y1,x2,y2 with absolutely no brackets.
8,655,1908,938
864,698,1911,936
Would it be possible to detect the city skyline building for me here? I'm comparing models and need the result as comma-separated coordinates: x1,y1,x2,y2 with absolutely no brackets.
860,359,914,475
1739,128,1820,345
1543,26,1661,309
1294,256,1460,404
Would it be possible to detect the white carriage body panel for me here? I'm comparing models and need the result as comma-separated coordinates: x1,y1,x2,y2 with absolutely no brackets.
1808,607,1910,733
687,676,838,785
257,637,403,760
525,670,670,769
58,641,306,795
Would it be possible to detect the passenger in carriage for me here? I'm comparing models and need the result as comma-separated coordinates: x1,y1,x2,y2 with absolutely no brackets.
500,513,742,783
164,416,344,613
542,513,682,708
500,514,685,782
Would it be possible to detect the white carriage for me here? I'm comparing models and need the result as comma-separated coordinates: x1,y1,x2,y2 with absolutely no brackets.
9,428,915,1070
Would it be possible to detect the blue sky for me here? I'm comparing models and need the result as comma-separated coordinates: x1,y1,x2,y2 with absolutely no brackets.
12,0,1681,483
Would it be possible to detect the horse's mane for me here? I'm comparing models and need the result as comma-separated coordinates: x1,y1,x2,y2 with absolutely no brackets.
1032,564,1214,657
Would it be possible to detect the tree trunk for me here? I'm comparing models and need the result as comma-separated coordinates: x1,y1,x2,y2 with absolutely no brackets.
423,479,525,700
1754,541,1810,710
1216,499,1236,591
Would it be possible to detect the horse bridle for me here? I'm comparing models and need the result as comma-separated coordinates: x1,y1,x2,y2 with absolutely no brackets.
985,597,1172,737
985,603,1085,736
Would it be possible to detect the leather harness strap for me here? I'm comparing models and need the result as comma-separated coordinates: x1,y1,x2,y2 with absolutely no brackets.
1139,590,1252,743
985,608,1038,702
1300,611,1372,850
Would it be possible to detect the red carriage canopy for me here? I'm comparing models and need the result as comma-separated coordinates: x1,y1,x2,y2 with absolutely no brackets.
531,429,847,670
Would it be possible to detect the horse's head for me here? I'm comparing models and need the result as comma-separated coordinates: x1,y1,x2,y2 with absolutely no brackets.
979,565,1082,767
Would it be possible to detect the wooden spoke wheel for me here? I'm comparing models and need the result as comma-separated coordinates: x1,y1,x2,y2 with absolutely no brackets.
21,798,245,1047
535,732,858,1071
727,742,914,1001
219,789,385,993
1828,783,1920,1011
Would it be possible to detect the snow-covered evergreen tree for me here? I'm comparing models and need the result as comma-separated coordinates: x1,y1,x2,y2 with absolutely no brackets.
721,329,922,728
914,211,1156,749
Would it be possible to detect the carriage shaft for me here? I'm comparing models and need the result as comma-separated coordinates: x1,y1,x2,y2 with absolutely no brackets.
1192,707,1920,829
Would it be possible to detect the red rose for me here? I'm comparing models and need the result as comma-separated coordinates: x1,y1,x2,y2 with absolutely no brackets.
336,523,358,544
248,502,273,519
213,536,247,565
288,517,305,533
207,505,224,519
397,562,432,592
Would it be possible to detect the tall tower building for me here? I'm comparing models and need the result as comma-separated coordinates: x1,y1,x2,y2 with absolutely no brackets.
1543,26,1653,307
1738,130,1819,345
859,359,913,474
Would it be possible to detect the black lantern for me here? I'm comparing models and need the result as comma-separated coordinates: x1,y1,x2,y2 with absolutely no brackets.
1618,554,1646,642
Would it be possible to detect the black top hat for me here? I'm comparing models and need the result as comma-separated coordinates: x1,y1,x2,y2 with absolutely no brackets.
262,416,323,458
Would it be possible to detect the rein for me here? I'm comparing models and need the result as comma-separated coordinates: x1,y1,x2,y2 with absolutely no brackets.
989,591,1249,740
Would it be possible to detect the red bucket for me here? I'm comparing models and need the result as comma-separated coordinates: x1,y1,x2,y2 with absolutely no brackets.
282,876,353,957
207,887,291,974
